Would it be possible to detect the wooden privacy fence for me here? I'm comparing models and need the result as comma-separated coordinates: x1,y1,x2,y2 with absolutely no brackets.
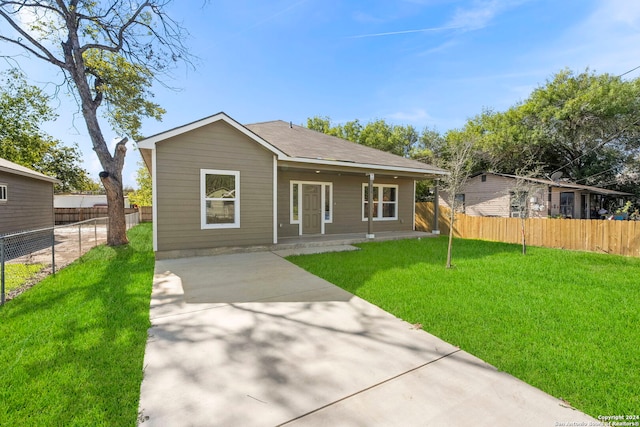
139,206,152,222
55,207,139,224
415,202,640,257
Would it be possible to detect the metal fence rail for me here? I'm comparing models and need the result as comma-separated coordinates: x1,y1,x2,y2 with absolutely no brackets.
1,212,140,304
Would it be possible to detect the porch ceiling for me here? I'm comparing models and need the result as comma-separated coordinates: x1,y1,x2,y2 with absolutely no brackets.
277,160,440,180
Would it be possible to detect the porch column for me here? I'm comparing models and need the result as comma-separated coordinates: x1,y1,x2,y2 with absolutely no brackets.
432,181,440,234
367,173,375,239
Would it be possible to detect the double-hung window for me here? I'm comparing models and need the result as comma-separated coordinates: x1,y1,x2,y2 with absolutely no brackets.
201,169,239,229
362,183,398,220
0,184,6,202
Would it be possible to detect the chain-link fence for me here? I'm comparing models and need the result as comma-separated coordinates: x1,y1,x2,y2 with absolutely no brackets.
1,212,140,304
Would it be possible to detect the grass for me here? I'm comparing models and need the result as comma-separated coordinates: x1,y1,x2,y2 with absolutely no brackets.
3,263,45,292
287,236,640,417
0,223,154,426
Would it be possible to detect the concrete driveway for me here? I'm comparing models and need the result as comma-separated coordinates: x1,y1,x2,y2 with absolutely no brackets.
138,251,595,426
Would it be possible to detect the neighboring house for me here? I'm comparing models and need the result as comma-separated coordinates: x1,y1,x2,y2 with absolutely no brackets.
54,194,131,208
0,157,60,235
137,112,447,257
440,172,631,219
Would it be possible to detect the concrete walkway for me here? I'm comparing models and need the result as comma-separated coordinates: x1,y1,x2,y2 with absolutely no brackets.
138,251,595,426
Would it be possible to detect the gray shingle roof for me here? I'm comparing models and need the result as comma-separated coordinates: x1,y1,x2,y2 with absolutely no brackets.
0,157,60,184
245,120,446,175
476,172,632,196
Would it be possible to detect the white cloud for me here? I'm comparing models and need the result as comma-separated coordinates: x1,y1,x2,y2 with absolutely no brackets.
447,0,526,31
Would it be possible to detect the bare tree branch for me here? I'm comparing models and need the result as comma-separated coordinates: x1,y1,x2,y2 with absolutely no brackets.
0,7,66,68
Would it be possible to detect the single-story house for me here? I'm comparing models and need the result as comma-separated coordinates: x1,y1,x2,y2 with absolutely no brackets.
440,172,632,219
137,112,447,257
0,157,60,235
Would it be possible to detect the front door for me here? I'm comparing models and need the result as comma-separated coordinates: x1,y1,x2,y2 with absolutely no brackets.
302,184,322,234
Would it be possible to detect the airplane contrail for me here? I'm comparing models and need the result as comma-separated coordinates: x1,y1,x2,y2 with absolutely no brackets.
348,25,462,39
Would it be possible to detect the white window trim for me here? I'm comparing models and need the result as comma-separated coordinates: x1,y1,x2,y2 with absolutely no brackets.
0,184,6,202
290,180,333,235
361,183,399,221
201,169,240,229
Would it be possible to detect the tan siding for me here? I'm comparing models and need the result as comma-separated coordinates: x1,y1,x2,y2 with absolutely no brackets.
155,120,274,251
0,172,54,235
277,170,414,237
440,174,549,218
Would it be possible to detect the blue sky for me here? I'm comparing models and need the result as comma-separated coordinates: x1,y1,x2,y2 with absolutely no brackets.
4,0,640,188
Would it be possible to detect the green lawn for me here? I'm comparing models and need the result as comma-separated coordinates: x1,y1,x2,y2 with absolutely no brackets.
0,223,154,426
287,236,640,417
3,263,44,293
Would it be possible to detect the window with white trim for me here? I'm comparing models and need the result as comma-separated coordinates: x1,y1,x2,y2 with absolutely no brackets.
362,183,398,220
201,169,239,229
0,184,6,202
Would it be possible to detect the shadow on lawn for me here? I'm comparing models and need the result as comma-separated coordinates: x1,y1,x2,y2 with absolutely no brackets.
0,227,154,425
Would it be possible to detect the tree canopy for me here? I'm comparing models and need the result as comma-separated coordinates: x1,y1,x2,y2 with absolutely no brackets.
306,116,423,158
463,69,640,194
0,69,97,192
0,0,191,245
128,161,152,206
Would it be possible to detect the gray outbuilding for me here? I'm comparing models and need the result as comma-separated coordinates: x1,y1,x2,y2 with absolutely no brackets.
0,157,60,235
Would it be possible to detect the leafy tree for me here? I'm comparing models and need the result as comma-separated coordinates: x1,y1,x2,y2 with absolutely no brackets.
41,144,100,193
129,161,152,206
411,126,446,164
462,69,640,195
307,116,420,157
0,69,96,192
307,116,444,201
0,69,56,166
0,1,190,245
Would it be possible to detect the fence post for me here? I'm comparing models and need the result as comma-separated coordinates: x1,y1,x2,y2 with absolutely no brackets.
52,228,56,275
94,219,97,248
1,237,5,305
78,223,82,257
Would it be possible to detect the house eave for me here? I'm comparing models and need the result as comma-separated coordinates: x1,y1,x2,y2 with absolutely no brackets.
277,156,449,179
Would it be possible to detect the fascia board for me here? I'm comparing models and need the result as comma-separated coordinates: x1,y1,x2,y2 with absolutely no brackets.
136,113,287,158
277,156,450,177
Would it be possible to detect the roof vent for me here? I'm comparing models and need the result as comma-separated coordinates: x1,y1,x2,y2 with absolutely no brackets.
289,121,293,128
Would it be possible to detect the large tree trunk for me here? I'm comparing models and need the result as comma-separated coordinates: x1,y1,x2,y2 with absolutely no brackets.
101,171,128,246
81,99,129,246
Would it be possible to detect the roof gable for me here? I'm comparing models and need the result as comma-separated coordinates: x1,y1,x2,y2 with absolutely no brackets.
137,112,286,157
137,113,448,177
